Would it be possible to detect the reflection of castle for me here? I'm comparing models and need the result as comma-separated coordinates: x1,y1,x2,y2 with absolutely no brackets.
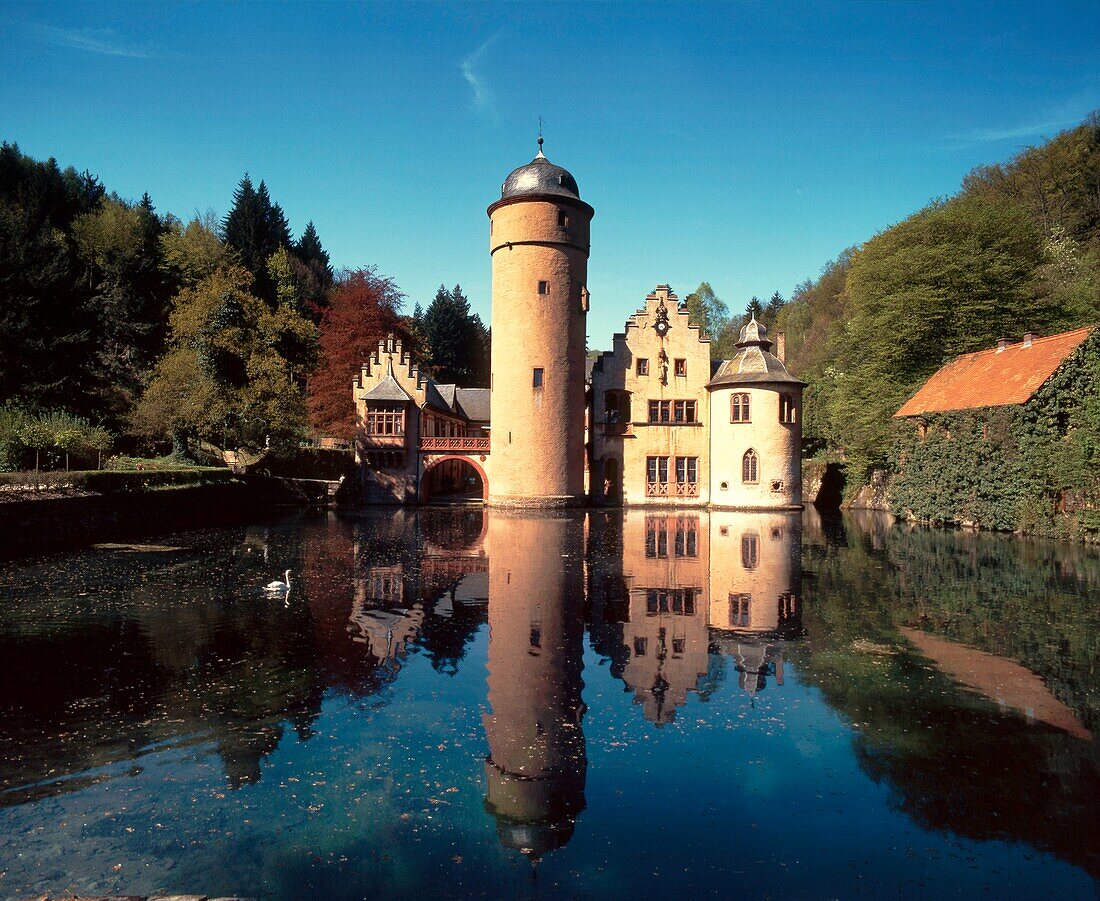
590,509,803,724
482,514,587,864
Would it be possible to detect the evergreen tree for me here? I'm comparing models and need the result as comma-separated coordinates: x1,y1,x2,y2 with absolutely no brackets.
223,174,292,304
745,296,764,321
292,220,334,319
421,284,487,386
764,290,785,322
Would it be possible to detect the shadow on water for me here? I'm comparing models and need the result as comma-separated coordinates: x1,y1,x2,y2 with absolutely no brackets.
0,505,1096,897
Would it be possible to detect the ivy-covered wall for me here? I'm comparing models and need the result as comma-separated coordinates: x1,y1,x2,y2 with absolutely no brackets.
891,333,1100,538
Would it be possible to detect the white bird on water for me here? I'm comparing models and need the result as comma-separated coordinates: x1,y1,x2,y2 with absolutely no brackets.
264,570,292,595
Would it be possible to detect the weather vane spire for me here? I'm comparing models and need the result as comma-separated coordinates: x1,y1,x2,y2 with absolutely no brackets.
537,115,545,156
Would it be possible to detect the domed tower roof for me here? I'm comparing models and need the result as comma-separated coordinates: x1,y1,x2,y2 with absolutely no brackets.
707,315,804,389
489,137,593,216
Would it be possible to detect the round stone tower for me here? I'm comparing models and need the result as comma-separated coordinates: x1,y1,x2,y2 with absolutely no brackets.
707,317,804,509
487,139,594,507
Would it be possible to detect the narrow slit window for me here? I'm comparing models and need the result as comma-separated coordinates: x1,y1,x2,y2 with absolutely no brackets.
538,280,549,295
558,210,569,228
533,368,544,388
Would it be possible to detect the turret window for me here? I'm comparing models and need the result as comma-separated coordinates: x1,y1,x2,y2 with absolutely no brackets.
538,280,549,295
780,393,797,424
533,368,544,388
731,393,751,422
558,210,569,228
742,448,759,484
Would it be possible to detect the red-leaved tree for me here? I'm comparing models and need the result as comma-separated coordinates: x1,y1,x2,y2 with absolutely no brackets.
307,268,407,439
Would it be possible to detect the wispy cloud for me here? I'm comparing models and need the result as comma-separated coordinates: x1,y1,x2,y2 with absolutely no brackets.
27,24,165,59
946,99,1094,150
461,34,500,116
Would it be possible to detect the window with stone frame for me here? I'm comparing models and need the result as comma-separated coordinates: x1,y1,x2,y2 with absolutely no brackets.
742,448,759,483
674,358,687,377
648,399,672,423
729,593,752,628
731,393,751,422
673,400,697,423
364,405,405,436
780,393,797,424
646,456,670,497
637,358,650,376
741,533,759,569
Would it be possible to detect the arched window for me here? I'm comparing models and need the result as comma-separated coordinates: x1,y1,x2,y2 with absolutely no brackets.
731,393,751,422
742,448,759,484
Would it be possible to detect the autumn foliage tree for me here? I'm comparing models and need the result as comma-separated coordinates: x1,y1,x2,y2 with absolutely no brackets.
307,268,407,439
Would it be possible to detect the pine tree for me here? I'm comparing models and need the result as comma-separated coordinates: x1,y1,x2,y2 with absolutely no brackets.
293,220,334,318
223,174,292,304
421,285,487,386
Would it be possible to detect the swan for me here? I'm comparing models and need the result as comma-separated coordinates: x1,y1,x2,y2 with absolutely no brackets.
264,570,292,594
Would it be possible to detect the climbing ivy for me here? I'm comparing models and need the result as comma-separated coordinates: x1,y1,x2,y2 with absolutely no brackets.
891,333,1100,538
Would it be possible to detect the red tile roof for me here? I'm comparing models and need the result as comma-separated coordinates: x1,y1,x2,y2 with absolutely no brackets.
894,326,1095,417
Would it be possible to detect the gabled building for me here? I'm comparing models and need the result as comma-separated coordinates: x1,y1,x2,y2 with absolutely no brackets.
892,325,1100,532
590,286,804,508
354,334,491,504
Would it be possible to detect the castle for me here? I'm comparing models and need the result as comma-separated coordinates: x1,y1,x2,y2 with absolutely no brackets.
354,142,803,508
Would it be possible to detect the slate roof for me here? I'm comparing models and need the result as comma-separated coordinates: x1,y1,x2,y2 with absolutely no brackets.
455,387,491,422
706,316,803,389
361,372,412,402
894,326,1095,417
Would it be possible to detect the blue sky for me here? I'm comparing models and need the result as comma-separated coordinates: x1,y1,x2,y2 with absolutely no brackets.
2,1,1097,348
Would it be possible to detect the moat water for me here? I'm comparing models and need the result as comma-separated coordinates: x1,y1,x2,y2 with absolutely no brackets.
0,508,1096,899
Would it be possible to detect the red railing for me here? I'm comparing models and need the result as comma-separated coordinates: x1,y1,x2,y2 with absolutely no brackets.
419,436,491,453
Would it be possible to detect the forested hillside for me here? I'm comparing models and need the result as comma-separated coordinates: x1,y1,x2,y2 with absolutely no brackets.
0,143,490,468
776,115,1100,478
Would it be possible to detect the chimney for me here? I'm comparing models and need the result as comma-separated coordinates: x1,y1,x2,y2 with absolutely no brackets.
776,331,787,364
996,337,1012,353
1023,331,1039,347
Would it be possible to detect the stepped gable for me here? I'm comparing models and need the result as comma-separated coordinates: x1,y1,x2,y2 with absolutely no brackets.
895,326,1095,417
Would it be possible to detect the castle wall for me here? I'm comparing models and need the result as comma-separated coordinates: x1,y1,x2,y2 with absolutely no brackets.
708,384,802,508
488,199,591,506
590,286,712,507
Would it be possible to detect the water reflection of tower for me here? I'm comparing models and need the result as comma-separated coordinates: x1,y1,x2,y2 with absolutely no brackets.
483,513,587,865
708,511,803,696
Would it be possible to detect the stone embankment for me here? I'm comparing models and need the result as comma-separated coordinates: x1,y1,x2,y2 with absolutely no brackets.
0,472,313,557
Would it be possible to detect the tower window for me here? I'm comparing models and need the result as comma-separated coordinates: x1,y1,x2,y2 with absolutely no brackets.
731,393,751,422
780,393,797,424
533,368,544,388
636,358,650,376
674,358,687,377
538,280,549,295
741,534,759,569
558,210,569,228
742,448,759,484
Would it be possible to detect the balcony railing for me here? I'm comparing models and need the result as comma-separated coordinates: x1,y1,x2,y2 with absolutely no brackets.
419,436,490,453
646,481,699,497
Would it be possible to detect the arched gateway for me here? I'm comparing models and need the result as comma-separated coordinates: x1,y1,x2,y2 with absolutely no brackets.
420,454,489,504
